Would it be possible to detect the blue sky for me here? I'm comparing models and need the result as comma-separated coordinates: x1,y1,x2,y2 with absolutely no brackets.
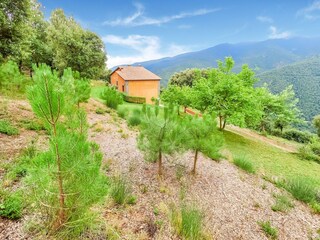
39,0,320,67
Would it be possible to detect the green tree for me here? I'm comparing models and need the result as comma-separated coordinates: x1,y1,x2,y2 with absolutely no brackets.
47,9,107,79
256,85,302,133
192,57,259,129
313,115,320,137
182,114,223,174
27,64,107,234
169,68,209,87
161,85,192,114
138,104,182,175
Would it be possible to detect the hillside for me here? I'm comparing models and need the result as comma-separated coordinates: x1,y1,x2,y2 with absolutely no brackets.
257,56,320,122
133,37,320,86
2,95,320,239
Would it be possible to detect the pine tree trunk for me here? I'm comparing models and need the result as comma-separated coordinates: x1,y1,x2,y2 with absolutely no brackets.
52,125,66,230
192,150,199,174
158,151,162,175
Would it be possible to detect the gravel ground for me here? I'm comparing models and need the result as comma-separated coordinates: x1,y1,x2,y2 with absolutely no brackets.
1,98,319,240
88,99,320,240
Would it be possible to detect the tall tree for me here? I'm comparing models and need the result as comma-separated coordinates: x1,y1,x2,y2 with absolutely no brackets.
169,68,209,87
192,57,259,129
161,85,192,114
47,9,107,79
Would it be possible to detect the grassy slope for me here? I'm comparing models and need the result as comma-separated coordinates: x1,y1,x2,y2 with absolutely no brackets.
91,81,320,187
223,130,320,186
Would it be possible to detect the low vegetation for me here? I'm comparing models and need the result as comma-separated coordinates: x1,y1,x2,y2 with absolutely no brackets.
271,194,294,212
100,85,123,109
170,204,205,240
233,155,255,174
258,221,278,239
109,175,136,205
0,190,23,220
0,120,19,135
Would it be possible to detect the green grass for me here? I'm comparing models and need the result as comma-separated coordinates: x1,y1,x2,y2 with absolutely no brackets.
170,204,204,240
0,120,19,135
109,175,135,205
271,194,294,212
223,130,320,185
233,156,255,173
258,221,278,239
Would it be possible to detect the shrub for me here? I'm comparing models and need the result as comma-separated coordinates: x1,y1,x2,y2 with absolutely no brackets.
271,194,294,212
170,204,204,240
258,221,278,239
298,139,320,163
281,129,313,143
0,191,23,219
0,61,28,96
117,107,128,119
233,156,255,174
100,85,123,109
109,175,132,205
122,94,146,104
0,120,19,135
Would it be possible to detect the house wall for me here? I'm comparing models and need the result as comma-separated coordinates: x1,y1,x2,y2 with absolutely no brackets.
127,80,160,104
110,72,126,93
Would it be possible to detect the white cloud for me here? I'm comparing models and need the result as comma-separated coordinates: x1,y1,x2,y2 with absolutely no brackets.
297,1,320,20
103,35,190,67
257,15,273,23
103,3,220,27
268,26,291,39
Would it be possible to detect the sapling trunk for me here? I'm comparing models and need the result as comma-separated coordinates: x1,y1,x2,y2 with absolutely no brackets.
219,115,223,129
192,149,199,174
158,150,162,175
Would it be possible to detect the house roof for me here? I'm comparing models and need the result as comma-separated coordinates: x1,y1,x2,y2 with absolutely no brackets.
111,65,161,81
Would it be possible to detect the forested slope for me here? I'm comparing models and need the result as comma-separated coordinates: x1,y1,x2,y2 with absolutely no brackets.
257,56,320,122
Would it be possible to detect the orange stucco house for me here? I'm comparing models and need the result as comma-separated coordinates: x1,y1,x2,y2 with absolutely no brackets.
110,65,161,104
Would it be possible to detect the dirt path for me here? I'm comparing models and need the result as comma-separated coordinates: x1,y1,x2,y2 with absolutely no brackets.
226,125,298,153
88,99,320,240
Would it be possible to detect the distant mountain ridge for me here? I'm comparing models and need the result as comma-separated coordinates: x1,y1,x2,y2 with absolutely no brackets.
130,37,320,86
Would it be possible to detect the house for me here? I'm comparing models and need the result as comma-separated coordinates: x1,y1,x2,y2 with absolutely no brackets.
110,65,161,104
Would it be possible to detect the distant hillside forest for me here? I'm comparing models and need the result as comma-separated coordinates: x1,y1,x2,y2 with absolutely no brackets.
257,56,320,124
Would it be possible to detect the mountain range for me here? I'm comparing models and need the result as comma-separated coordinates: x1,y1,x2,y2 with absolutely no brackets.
133,37,320,86
130,37,320,122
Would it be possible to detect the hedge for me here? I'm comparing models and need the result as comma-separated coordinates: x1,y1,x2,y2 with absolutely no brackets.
122,94,146,104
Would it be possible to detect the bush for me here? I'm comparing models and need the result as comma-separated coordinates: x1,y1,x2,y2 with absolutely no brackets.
281,129,313,143
233,156,255,174
122,94,146,104
117,107,129,119
258,221,278,239
170,204,204,240
0,61,28,96
0,191,23,219
100,85,123,109
299,139,320,162
0,120,19,135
